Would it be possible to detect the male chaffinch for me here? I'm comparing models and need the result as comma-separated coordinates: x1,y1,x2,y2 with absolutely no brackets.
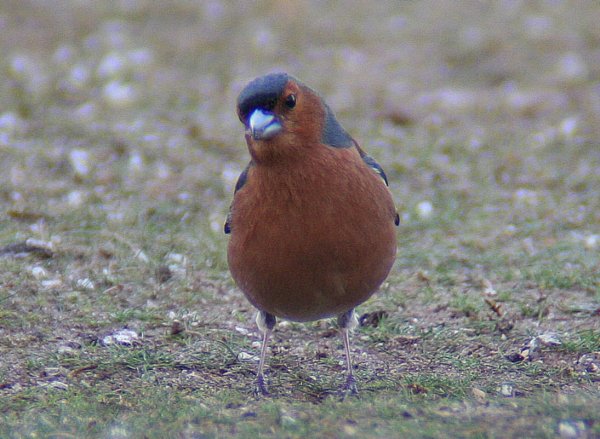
225,72,398,395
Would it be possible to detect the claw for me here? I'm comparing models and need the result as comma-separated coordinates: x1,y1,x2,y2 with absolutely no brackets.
344,373,359,395
338,373,359,400
255,373,270,396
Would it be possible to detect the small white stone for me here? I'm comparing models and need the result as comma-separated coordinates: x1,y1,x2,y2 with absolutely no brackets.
558,420,586,439
29,222,47,235
556,52,588,81
435,88,477,111
135,250,149,263
499,382,515,397
103,81,136,107
128,152,144,173
471,387,487,401
102,328,139,346
10,54,48,95
252,29,277,55
0,111,25,135
416,200,433,219
222,164,242,189
77,278,95,290
41,279,62,289
58,344,76,355
49,381,69,391
165,252,186,264
68,64,90,88
177,192,191,202
537,333,562,346
102,267,112,276
237,352,259,362
126,48,154,66
69,149,91,177
97,52,127,78
155,162,171,179
513,188,538,205
482,278,496,296
559,117,578,138
10,54,31,77
235,326,249,335
53,45,75,64
210,220,222,233
67,190,86,207
522,237,536,255
583,234,599,249
31,266,48,280
74,102,97,122
107,211,125,223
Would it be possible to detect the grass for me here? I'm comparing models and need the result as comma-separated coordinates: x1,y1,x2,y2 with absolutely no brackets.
2,387,598,438
1,0,599,437
560,330,600,354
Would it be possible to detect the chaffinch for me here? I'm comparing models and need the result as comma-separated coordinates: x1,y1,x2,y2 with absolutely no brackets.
225,73,398,395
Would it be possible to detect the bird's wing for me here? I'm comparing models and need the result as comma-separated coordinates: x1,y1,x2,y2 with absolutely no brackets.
360,153,389,186
352,141,389,187
224,162,251,234
353,141,399,225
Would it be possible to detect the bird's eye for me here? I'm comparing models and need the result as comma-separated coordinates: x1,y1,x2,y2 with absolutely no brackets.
284,94,296,109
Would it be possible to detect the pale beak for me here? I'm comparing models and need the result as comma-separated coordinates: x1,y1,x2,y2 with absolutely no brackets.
248,109,282,140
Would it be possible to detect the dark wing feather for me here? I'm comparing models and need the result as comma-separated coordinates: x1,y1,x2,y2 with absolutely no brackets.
360,154,389,186
353,141,389,186
224,163,251,234
353,142,399,226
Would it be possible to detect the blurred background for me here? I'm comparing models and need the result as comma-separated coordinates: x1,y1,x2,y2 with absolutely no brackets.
0,0,600,292
1,1,599,435
2,1,598,225
1,0,599,307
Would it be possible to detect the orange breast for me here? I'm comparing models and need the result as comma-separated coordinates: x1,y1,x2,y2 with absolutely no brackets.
227,147,397,322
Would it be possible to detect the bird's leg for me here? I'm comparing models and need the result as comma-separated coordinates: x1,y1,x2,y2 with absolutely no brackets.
337,308,359,396
255,310,276,396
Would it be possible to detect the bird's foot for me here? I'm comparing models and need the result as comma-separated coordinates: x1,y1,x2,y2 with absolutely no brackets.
338,373,359,399
254,373,270,397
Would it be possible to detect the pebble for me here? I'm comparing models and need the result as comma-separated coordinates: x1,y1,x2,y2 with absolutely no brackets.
234,326,249,335
41,279,63,289
583,234,599,249
30,266,48,280
499,382,515,397
101,328,139,346
103,81,137,107
558,420,586,439
76,278,95,290
416,200,433,219
537,333,561,347
471,387,487,402
237,352,259,362
69,149,91,177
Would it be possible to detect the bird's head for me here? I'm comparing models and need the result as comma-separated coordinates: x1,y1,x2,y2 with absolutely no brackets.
236,73,353,163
